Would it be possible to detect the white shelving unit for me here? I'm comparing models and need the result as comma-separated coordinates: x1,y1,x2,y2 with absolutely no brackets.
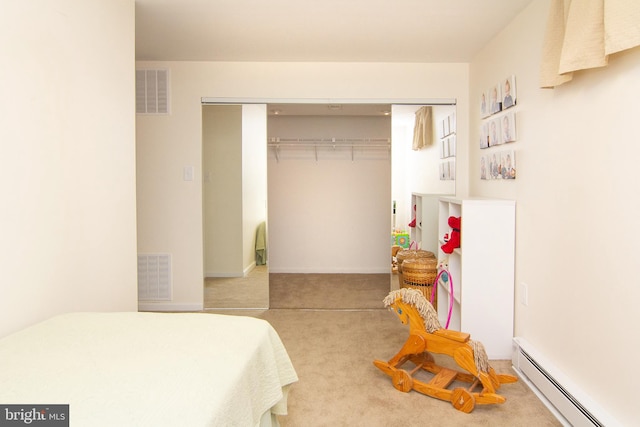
409,193,441,255
436,197,515,359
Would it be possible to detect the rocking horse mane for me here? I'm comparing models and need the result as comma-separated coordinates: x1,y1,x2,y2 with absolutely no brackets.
383,288,491,374
383,288,442,333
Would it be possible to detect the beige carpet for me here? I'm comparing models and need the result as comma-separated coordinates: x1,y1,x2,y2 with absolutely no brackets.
263,310,561,426
269,273,390,309
206,273,562,426
204,265,269,309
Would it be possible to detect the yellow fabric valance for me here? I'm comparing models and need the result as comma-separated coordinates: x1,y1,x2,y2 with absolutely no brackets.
540,0,640,88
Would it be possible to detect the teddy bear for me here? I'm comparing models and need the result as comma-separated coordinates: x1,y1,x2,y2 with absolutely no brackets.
440,216,461,254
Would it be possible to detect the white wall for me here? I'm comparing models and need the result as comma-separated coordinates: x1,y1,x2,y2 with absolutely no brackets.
135,61,469,308
267,115,390,273
0,0,138,337
470,1,639,424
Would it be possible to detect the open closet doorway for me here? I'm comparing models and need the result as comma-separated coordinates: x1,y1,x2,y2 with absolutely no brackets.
266,103,393,309
202,99,456,310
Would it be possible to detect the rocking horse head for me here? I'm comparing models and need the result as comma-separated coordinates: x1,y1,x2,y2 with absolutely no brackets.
383,288,442,333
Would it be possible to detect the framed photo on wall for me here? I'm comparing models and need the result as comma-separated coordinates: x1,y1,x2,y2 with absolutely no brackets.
502,75,517,109
489,117,502,146
480,90,489,118
481,150,516,180
501,150,516,179
501,112,516,143
489,84,502,114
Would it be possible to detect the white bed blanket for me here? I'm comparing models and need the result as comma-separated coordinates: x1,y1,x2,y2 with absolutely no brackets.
0,312,298,426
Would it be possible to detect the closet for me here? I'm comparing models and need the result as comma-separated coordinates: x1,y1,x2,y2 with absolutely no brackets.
267,106,391,274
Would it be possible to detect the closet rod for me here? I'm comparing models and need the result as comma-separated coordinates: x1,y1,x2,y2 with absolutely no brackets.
267,143,390,148
267,137,390,144
268,140,391,163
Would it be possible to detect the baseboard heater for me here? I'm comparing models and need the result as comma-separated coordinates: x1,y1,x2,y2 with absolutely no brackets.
512,338,619,427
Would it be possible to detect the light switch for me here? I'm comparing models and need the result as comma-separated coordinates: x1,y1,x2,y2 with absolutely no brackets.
183,166,194,181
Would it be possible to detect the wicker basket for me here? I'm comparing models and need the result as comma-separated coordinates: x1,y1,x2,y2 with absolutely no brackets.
401,257,438,309
396,249,435,287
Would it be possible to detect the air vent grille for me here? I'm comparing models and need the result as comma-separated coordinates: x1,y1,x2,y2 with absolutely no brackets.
137,254,172,301
136,69,169,114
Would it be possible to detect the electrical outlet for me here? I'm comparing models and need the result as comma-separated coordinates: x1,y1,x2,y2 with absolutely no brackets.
520,282,529,306
183,165,194,181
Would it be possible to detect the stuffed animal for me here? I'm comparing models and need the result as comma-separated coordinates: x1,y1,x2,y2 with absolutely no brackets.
441,216,461,254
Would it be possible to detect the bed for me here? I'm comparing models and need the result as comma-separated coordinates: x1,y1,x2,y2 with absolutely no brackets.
0,312,298,426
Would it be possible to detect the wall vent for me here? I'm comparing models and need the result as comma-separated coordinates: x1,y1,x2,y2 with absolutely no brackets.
136,69,170,114
137,254,172,301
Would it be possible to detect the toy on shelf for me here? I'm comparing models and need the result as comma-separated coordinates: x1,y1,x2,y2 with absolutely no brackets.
408,204,417,228
441,216,461,254
392,230,410,248
373,288,517,413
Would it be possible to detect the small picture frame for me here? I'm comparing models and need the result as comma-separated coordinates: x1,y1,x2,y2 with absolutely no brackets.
489,117,502,146
480,155,488,180
501,112,516,143
502,75,517,109
501,150,516,179
489,84,502,115
448,135,456,157
441,138,449,158
480,90,490,118
488,152,500,179
480,123,490,149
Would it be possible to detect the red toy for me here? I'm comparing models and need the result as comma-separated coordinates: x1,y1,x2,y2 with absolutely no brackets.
408,204,417,228
441,216,461,254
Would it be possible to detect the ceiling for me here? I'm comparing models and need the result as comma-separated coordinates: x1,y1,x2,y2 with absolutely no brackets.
135,0,534,63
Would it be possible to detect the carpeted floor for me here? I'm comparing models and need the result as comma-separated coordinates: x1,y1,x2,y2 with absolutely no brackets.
204,265,269,309
206,273,562,426
269,273,391,309
263,310,561,427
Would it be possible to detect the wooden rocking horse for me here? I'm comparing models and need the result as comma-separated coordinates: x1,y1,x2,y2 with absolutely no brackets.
373,288,517,413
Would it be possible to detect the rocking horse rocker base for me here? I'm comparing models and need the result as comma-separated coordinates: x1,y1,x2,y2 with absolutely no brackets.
373,288,517,413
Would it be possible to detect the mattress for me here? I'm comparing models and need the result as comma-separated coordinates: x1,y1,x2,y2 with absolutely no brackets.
0,312,298,426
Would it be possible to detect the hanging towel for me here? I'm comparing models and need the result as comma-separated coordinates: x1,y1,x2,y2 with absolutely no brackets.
412,106,433,150
255,221,267,265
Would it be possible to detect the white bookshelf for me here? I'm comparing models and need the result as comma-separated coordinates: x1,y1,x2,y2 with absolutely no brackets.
436,197,515,359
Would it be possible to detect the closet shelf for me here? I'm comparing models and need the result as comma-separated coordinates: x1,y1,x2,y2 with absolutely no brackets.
267,137,390,146
267,138,391,162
